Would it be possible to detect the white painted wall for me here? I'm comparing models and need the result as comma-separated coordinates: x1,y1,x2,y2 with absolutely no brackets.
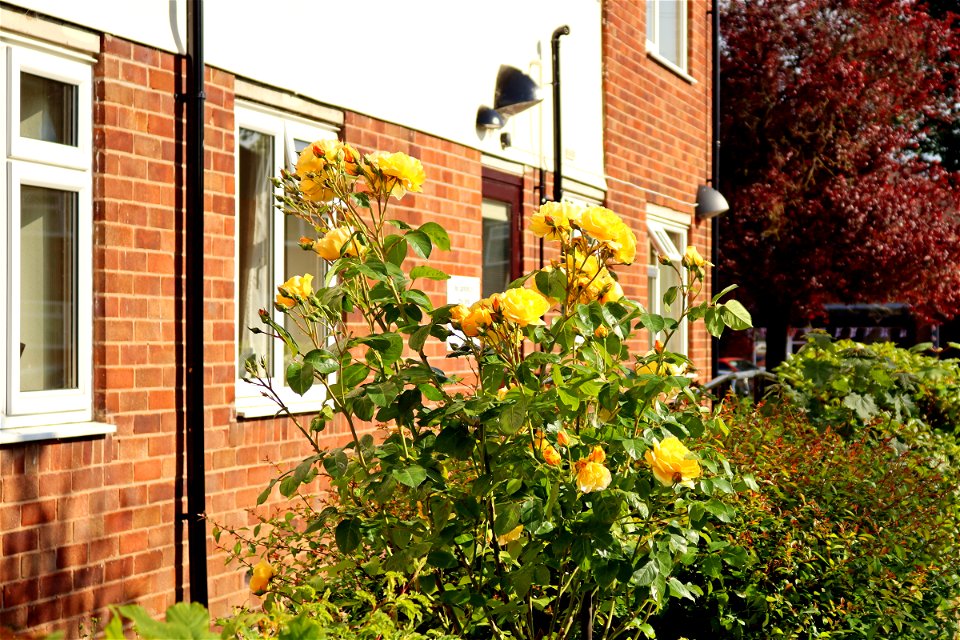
6,0,605,190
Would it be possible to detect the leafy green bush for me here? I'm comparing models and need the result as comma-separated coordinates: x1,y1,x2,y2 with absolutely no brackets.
209,142,754,638
681,405,960,639
774,332,960,436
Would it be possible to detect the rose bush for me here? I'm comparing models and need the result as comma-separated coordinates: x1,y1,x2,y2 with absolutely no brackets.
205,143,757,639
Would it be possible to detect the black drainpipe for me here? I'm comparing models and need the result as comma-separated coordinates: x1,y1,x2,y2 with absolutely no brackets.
185,0,208,605
551,26,570,205
710,0,722,379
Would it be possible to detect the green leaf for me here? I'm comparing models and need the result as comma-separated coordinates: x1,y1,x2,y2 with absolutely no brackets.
303,349,338,375
704,307,725,337
405,230,433,258
631,560,657,586
418,221,451,251
335,518,362,553
668,577,697,601
384,234,408,267
323,450,349,479
163,603,217,639
365,381,399,407
409,324,432,352
719,299,753,330
711,283,738,304
843,392,879,421
494,503,521,536
427,550,459,569
499,396,529,434
639,313,666,333
393,464,428,488
277,615,322,640
410,265,450,281
285,362,314,396
341,362,370,388
663,286,678,306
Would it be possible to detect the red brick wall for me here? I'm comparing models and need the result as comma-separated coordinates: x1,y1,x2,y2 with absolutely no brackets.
1,5,718,633
603,0,715,375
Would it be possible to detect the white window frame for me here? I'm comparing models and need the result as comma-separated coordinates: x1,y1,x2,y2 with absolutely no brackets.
646,0,691,79
646,210,689,356
0,38,109,442
235,102,337,418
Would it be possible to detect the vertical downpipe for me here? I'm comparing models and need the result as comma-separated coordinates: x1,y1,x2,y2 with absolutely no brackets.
710,0,722,379
185,0,208,606
551,26,570,205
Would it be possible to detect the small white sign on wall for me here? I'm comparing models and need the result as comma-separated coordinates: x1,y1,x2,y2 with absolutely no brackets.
446,275,481,350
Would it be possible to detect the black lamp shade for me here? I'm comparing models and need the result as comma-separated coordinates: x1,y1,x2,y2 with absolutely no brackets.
476,106,506,130
494,65,543,116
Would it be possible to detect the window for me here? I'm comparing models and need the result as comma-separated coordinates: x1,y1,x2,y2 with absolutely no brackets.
235,103,336,417
1,38,105,441
647,217,689,355
481,169,523,298
646,0,688,74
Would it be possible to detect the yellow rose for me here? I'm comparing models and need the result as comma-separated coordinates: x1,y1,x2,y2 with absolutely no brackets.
587,445,606,464
496,524,524,546
610,223,637,265
594,326,609,338
599,278,624,304
249,560,274,594
574,459,612,493
542,444,562,466
644,436,702,488
576,206,624,243
499,288,550,327
296,140,360,202
450,304,470,325
461,300,494,337
530,202,581,240
277,274,313,301
314,226,364,260
275,293,296,309
365,151,426,199
681,245,709,269
556,430,570,447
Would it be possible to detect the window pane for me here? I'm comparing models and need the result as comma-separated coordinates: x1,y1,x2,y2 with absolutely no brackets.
20,186,78,391
658,0,683,66
237,128,274,374
20,72,78,146
482,199,512,298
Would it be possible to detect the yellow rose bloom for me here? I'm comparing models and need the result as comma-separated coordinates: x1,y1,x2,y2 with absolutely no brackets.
681,245,709,269
599,278,624,304
314,226,364,261
577,206,623,243
542,444,562,466
499,288,550,327
644,436,702,488
249,560,274,594
611,223,638,265
530,202,581,240
461,300,494,337
296,140,359,202
587,445,606,464
496,524,524,546
278,274,313,300
557,430,570,447
574,459,612,493
450,304,470,326
365,151,426,199
275,293,296,309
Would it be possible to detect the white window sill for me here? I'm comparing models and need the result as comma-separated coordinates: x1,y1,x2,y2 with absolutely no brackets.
0,421,116,445
646,51,696,84
236,382,328,419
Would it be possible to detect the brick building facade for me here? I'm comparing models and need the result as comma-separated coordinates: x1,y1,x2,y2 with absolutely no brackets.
0,1,716,635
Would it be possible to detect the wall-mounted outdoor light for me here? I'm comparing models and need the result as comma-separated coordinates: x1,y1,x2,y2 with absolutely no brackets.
695,184,729,220
475,65,543,147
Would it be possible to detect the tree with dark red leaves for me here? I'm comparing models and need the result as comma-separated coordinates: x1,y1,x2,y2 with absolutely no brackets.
718,0,960,369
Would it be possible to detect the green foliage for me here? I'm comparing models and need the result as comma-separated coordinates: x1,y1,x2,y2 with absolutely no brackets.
684,406,960,639
105,603,219,639
774,332,960,436
219,149,754,638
